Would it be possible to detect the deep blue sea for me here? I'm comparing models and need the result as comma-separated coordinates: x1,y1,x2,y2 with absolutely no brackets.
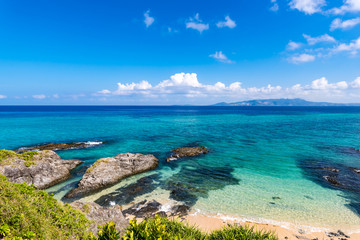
1,106,360,231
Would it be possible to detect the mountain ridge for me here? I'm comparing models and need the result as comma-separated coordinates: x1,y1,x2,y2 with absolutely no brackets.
212,98,360,106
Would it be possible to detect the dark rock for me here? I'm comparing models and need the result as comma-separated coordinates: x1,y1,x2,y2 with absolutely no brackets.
122,200,161,218
322,167,339,173
269,202,276,205
95,174,160,207
65,153,159,198
326,231,340,237
294,235,310,240
170,205,190,217
167,146,209,162
15,141,104,153
162,164,239,207
323,176,340,185
0,150,83,189
350,167,360,174
272,196,281,200
70,201,128,235
337,230,350,238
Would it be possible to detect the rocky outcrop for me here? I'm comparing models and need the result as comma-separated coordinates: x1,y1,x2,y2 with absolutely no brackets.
166,146,208,162
0,150,83,189
122,199,190,219
15,141,104,153
70,201,128,235
66,153,159,198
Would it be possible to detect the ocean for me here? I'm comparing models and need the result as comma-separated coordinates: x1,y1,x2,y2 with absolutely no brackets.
1,106,360,232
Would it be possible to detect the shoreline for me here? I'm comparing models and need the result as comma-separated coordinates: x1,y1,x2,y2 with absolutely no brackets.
182,213,360,240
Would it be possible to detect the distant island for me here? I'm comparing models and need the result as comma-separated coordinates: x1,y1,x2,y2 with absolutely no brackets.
212,98,360,106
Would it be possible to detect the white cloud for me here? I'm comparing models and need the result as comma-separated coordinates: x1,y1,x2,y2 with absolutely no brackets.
289,53,316,64
144,10,155,28
310,77,348,90
333,36,360,55
186,13,209,33
53,94,59,98
303,34,336,45
330,0,360,15
216,16,236,28
289,0,326,14
330,17,360,31
209,51,234,63
0,95,6,99
96,73,360,103
351,77,360,88
287,41,302,50
32,94,46,99
270,0,279,11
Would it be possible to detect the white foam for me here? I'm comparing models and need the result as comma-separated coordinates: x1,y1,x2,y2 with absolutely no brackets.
84,141,103,146
110,201,116,206
159,202,173,212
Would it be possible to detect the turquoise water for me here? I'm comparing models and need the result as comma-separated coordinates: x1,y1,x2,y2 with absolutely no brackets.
1,106,360,231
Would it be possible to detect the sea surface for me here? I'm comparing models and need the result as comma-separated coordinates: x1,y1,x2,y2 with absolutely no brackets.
1,106,360,231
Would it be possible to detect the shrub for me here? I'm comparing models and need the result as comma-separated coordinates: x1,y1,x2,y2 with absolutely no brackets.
207,224,278,240
97,222,121,240
121,215,205,240
0,175,91,239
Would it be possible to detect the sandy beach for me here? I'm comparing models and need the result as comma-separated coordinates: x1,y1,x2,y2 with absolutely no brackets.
183,214,360,240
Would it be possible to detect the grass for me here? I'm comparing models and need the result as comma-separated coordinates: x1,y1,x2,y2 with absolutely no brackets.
0,175,91,239
86,159,109,173
0,150,38,167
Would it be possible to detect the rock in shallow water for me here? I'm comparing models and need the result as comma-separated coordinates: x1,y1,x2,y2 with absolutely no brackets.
15,141,104,153
166,146,209,162
95,174,160,207
70,201,128,235
0,150,83,189
65,153,159,198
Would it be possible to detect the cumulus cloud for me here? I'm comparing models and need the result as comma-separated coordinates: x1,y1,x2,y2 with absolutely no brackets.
270,0,279,11
144,10,155,28
333,36,360,55
310,77,348,90
209,51,234,63
351,77,360,88
289,53,316,64
96,73,360,103
330,0,360,15
216,16,236,28
0,95,7,99
287,41,302,50
32,94,46,99
186,13,209,33
289,0,326,14
330,17,360,31
303,34,336,45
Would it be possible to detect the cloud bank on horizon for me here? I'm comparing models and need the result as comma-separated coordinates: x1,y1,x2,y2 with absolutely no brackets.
92,73,360,104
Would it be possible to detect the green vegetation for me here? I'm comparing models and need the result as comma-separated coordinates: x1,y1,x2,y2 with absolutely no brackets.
0,150,38,167
0,174,279,240
86,159,109,173
122,215,204,240
207,225,278,240
0,175,91,239
97,215,278,240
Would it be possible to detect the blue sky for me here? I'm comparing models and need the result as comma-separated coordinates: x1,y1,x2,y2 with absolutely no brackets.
0,0,359,105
